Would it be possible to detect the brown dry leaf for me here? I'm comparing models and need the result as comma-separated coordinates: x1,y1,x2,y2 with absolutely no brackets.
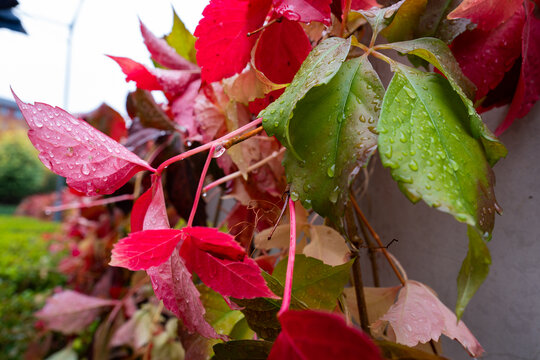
303,225,350,266
344,286,401,325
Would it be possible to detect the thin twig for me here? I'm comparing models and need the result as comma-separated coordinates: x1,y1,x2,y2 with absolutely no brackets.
156,118,262,174
357,217,380,287
352,254,371,334
247,17,281,37
187,145,215,227
222,126,264,149
203,147,285,192
349,194,406,286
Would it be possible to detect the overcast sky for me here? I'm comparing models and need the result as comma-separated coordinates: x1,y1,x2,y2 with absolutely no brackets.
0,0,209,115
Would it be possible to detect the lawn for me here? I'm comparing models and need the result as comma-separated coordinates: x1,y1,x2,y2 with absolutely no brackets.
0,215,65,359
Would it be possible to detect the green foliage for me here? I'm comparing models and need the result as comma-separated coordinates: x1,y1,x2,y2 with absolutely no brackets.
456,226,491,319
0,216,65,359
212,340,273,360
0,130,56,204
280,56,383,219
166,10,197,63
378,64,497,235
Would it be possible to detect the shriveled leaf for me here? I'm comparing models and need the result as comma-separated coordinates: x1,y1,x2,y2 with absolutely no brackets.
126,89,176,131
194,0,272,82
273,254,353,310
415,0,471,43
81,103,126,142
180,227,276,299
496,3,540,135
280,56,383,219
254,18,311,84
35,290,117,334
356,1,405,38
344,286,401,325
268,310,383,360
166,10,197,63
456,226,491,319
273,0,332,25
447,0,523,31
377,64,498,235
223,65,283,104
147,251,223,339
380,0,428,42
382,38,507,165
212,340,273,360
13,92,154,196
110,229,182,270
372,280,484,357
375,340,449,360
260,37,351,154
303,225,350,266
140,19,198,70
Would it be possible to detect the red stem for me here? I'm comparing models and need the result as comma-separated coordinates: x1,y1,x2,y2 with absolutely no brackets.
44,194,135,213
278,198,296,316
187,145,215,228
156,118,262,175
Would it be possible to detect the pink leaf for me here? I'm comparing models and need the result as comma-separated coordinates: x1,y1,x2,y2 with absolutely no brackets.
254,18,312,84
12,91,154,196
372,280,484,357
109,56,199,97
273,0,332,25
496,2,540,135
130,186,153,233
147,251,223,339
110,229,183,270
451,5,525,101
194,0,273,82
140,20,199,71
131,174,170,232
268,310,383,360
35,290,118,334
172,79,202,139
192,83,229,143
350,0,380,10
447,0,523,31
179,227,276,299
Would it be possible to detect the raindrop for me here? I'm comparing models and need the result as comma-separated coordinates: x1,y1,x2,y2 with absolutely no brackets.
408,160,418,171
290,191,299,202
81,164,90,176
213,144,226,158
327,164,335,178
33,117,44,128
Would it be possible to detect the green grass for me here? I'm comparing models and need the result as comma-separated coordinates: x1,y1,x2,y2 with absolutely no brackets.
0,215,66,359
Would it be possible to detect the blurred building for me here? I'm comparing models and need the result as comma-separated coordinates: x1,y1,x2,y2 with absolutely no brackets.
0,97,25,131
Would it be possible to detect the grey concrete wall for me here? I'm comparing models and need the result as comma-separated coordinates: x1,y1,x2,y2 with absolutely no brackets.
358,101,540,359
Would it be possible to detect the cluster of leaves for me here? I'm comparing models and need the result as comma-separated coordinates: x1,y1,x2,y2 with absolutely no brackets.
13,0,540,358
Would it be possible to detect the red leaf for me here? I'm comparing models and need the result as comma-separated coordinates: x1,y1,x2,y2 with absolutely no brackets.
108,56,161,90
372,280,484,357
194,0,273,82
109,56,199,97
131,175,170,233
110,229,183,270
35,290,118,334
268,310,383,360
12,91,154,196
179,227,276,299
254,18,311,84
496,3,540,135
140,20,198,71
81,103,127,142
147,251,223,339
451,6,525,101
130,186,153,233
273,0,332,25
448,0,523,31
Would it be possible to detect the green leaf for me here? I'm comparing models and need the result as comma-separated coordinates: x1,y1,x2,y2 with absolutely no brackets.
456,226,491,319
260,37,351,158
231,272,306,341
381,38,507,165
272,255,354,310
377,64,498,235
281,56,384,219
165,10,196,63
212,340,273,360
356,0,405,39
380,0,428,43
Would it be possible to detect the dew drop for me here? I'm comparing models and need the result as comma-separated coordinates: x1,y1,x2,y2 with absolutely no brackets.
290,191,299,201
81,163,90,176
408,160,418,171
327,164,335,178
213,144,226,158
33,117,44,128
